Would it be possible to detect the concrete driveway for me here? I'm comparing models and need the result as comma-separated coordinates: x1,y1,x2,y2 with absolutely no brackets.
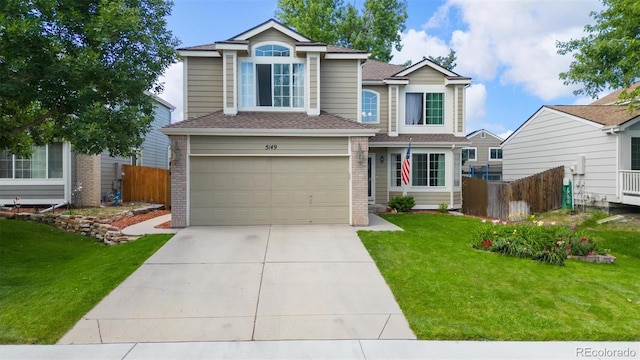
59,224,415,344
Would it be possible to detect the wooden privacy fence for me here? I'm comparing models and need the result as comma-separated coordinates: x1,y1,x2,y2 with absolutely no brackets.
122,165,171,208
462,166,564,220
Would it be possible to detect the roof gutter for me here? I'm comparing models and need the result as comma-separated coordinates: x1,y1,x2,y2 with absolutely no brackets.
161,128,379,137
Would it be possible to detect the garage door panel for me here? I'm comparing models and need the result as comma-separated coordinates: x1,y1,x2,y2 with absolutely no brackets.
190,156,349,225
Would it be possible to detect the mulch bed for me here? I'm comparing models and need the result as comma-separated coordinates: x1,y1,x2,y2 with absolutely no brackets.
111,210,170,230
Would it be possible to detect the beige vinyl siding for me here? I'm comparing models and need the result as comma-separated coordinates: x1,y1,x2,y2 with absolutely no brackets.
502,108,617,199
225,55,234,108
362,85,388,131
389,191,452,206
372,152,388,204
320,59,359,120
250,28,297,48
407,66,445,85
186,57,223,118
457,87,464,133
190,136,348,155
463,132,503,174
310,57,318,108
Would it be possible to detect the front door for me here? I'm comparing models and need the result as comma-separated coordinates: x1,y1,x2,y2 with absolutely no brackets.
368,155,375,203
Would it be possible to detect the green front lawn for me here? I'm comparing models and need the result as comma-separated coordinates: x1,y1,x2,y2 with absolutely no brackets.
0,219,171,344
358,214,640,340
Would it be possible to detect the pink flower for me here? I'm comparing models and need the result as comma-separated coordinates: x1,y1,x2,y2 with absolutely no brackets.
581,237,588,242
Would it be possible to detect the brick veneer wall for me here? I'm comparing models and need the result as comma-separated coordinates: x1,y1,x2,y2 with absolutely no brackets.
169,135,187,227
74,154,101,207
350,136,369,226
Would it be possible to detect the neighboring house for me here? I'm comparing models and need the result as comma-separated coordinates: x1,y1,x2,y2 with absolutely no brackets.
502,85,640,210
0,94,174,207
462,129,503,180
163,19,472,227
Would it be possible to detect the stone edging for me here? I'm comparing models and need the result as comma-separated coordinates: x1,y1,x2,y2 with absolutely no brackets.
0,205,164,246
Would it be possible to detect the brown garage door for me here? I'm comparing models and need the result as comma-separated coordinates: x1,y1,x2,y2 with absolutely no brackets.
190,157,349,225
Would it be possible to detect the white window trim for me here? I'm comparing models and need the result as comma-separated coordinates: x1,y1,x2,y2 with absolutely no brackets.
404,91,446,127
489,147,503,161
361,89,380,124
462,147,477,162
388,150,449,191
0,143,65,183
238,41,306,112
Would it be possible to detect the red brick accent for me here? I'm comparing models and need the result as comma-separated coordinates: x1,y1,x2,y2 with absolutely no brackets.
169,135,187,227
350,136,369,226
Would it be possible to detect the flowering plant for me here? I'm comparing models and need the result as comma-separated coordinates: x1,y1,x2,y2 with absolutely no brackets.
472,219,605,266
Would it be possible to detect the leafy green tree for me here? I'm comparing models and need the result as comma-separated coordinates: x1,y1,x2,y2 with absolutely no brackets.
557,0,640,108
0,0,179,156
277,0,407,62
428,49,457,71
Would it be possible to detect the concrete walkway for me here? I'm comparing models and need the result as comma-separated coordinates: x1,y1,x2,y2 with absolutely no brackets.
59,222,414,344
5,340,638,359
120,214,177,236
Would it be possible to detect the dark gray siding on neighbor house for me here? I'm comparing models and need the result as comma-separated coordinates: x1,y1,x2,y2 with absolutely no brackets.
140,102,171,169
0,185,64,202
100,153,129,196
99,101,171,197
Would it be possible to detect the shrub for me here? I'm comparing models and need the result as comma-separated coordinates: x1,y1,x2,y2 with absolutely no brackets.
438,202,448,213
388,196,415,212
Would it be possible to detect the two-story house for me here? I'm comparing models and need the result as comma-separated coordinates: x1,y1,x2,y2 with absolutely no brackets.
0,94,174,208
461,129,503,180
163,19,472,227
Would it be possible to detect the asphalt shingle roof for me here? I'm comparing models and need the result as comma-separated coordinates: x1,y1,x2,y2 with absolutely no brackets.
547,105,640,127
590,82,640,105
362,60,406,81
370,133,470,144
165,110,375,130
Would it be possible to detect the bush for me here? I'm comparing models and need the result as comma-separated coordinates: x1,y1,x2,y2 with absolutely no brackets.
388,196,415,212
471,218,605,266
438,202,448,213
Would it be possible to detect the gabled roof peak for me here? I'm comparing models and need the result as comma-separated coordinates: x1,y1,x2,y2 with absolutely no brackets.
228,18,312,43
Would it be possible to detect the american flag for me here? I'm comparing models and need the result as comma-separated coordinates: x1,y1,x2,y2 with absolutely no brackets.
401,143,411,185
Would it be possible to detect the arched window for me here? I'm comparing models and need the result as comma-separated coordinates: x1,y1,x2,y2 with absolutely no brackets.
361,90,379,123
255,44,290,57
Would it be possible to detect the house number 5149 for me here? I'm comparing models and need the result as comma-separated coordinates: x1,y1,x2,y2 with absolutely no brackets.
265,144,278,150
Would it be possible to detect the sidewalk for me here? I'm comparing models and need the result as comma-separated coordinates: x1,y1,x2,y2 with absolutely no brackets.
3,340,638,359
120,214,178,236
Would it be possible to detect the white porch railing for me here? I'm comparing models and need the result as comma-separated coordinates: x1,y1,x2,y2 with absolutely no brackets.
620,170,640,206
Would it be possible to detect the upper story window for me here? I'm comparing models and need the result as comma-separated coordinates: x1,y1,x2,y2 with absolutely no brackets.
405,92,444,125
240,43,304,109
361,90,379,123
256,44,290,57
0,143,63,179
489,147,503,161
462,147,477,162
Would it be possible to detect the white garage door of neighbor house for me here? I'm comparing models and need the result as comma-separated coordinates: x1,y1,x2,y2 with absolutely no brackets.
189,157,350,225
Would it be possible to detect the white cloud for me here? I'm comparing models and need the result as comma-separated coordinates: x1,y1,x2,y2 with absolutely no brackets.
465,83,486,124
156,61,184,123
446,0,601,100
391,29,450,65
498,130,513,140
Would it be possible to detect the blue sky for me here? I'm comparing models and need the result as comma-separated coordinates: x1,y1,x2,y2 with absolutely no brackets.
158,0,603,139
